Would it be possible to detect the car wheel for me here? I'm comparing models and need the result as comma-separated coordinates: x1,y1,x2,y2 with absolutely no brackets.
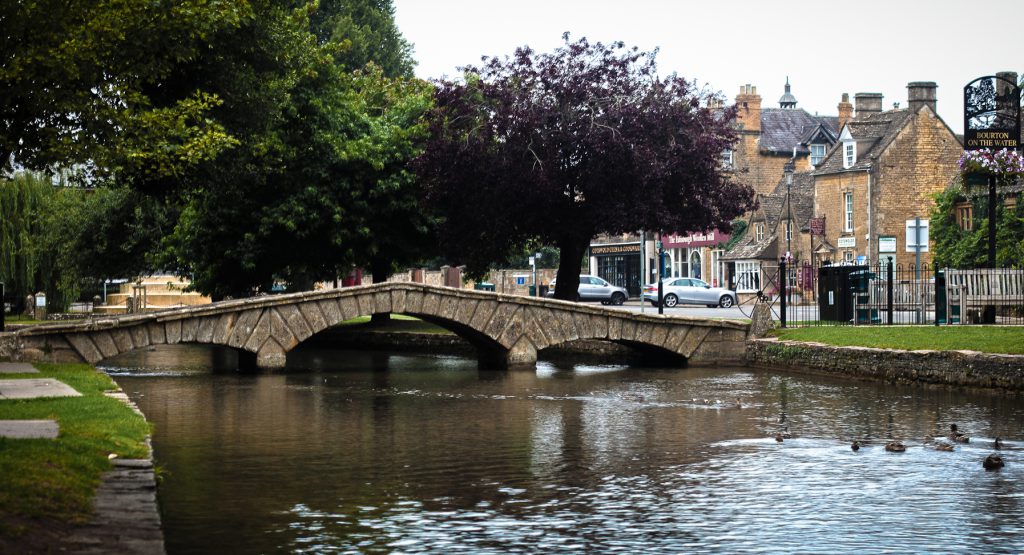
719,295,734,308
663,294,679,308
610,292,626,306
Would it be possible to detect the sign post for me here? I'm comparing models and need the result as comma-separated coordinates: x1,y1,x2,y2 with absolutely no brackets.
964,74,1020,323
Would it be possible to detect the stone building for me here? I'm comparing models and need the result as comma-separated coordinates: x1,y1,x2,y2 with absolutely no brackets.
731,79,841,196
721,167,815,298
811,82,962,268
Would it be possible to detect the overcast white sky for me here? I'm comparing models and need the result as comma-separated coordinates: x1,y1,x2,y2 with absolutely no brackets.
393,0,1022,135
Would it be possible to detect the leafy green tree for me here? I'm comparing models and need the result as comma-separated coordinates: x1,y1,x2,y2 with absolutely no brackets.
931,185,1024,268
419,36,754,300
0,0,244,179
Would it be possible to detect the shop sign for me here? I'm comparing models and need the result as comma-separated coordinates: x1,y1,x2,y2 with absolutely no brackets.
590,243,641,255
837,236,856,248
808,217,825,236
878,236,897,253
662,229,730,249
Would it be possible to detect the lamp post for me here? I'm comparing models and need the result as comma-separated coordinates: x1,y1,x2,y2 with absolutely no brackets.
784,161,794,259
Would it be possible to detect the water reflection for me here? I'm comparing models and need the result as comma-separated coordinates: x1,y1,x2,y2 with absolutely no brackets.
103,345,1024,554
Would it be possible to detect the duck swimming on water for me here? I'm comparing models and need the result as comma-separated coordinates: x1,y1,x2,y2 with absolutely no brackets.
949,424,970,443
983,454,1005,470
994,437,1003,450
885,441,906,453
851,441,861,451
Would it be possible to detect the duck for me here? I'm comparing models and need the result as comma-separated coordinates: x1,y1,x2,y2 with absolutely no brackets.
983,454,1005,470
775,433,785,443
948,424,970,443
851,441,861,452
933,442,955,452
885,441,906,453
994,437,1003,450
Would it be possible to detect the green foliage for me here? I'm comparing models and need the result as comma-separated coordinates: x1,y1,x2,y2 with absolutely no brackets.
930,185,1024,268
0,0,247,179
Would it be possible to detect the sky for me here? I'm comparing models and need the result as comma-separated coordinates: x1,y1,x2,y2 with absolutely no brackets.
393,0,1023,135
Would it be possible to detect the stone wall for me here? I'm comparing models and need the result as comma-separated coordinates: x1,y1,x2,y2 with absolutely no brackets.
747,337,1024,390
873,107,961,268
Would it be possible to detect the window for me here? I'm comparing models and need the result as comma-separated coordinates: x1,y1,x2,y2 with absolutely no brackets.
844,192,854,232
955,202,973,231
722,149,734,168
755,222,765,242
735,261,761,292
785,221,793,243
843,141,856,168
810,144,826,167
844,250,854,263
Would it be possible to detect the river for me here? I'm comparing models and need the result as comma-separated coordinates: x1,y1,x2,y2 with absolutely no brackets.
102,344,1024,554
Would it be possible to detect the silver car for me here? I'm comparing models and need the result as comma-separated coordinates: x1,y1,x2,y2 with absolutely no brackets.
545,275,629,305
642,277,737,308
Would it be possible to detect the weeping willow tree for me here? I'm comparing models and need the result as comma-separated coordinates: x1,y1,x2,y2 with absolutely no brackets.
0,172,80,312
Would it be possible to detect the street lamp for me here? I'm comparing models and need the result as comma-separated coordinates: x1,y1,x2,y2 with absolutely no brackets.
784,160,794,260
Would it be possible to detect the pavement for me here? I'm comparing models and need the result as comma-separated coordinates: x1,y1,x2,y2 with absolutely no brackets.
0,362,40,374
0,419,59,438
0,378,82,400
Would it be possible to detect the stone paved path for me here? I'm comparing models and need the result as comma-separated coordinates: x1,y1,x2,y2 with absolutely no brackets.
0,378,81,399
0,362,39,374
0,419,59,438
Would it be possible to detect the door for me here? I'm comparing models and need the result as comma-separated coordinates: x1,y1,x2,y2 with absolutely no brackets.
691,278,715,303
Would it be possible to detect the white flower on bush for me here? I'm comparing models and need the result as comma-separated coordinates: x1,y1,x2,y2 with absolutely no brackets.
958,148,1024,176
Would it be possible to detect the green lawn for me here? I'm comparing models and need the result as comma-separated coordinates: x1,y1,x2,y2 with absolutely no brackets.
0,364,151,547
336,314,453,334
771,326,1024,354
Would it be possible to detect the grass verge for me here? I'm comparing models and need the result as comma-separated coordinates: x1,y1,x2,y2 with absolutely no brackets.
336,314,453,334
771,326,1024,355
0,363,151,548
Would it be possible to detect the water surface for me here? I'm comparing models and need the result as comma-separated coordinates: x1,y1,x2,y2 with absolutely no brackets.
104,345,1024,553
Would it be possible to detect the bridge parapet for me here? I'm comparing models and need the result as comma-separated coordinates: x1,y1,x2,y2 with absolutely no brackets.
11,283,749,369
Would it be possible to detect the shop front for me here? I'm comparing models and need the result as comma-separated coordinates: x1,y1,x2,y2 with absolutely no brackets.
662,229,731,288
589,242,642,297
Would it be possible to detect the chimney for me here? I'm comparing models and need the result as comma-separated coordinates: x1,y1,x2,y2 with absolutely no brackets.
735,84,762,133
907,82,937,113
854,93,883,117
837,93,853,130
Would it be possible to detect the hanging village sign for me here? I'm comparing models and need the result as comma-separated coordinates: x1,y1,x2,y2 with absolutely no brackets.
963,75,1020,151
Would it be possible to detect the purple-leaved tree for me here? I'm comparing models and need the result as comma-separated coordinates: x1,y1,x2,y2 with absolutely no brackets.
418,35,754,300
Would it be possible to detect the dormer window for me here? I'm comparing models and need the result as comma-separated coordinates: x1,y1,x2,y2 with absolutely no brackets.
810,144,826,167
755,223,765,242
839,127,856,169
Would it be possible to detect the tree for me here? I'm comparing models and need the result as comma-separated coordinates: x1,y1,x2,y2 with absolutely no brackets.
0,0,243,179
418,35,754,300
931,185,1024,268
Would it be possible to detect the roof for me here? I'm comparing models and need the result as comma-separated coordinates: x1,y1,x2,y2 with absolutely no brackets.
813,109,915,174
722,171,815,261
759,108,840,156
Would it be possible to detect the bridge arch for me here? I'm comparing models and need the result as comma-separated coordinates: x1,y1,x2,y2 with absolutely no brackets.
10,283,749,370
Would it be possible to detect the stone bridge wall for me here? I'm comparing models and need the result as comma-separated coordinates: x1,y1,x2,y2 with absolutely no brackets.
10,283,749,370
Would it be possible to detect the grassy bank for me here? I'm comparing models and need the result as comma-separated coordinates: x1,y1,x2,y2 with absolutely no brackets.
0,364,151,549
771,326,1024,355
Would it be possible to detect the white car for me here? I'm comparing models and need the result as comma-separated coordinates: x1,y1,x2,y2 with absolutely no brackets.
545,275,629,305
643,277,737,308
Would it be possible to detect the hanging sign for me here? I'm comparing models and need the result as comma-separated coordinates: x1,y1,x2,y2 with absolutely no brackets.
964,75,1020,151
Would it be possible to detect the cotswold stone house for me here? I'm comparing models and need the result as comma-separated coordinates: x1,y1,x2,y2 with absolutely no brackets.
812,82,962,268
731,79,841,196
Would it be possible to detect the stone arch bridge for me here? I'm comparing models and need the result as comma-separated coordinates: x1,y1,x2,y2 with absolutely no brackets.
9,283,749,369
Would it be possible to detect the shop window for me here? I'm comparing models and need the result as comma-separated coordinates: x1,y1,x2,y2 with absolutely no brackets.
735,261,761,292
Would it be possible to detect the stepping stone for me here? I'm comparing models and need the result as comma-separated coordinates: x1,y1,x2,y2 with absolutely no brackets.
0,419,59,439
0,362,39,374
0,379,82,400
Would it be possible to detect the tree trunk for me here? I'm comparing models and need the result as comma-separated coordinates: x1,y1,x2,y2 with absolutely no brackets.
370,255,392,325
553,237,587,301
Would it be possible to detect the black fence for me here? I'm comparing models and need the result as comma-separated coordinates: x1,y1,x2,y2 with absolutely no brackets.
752,260,1024,327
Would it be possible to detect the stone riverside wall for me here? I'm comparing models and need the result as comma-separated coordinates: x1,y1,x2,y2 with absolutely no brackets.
11,283,749,369
747,337,1024,391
